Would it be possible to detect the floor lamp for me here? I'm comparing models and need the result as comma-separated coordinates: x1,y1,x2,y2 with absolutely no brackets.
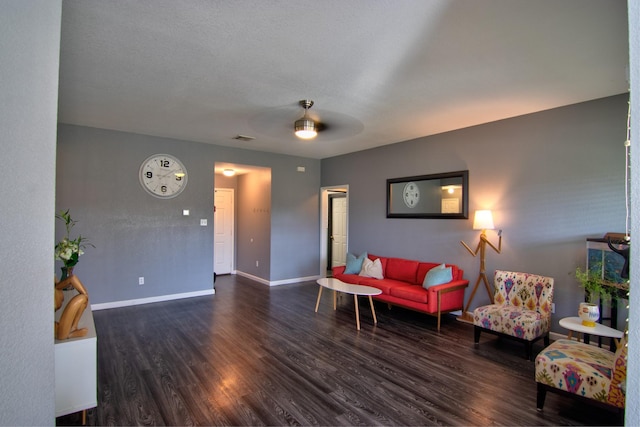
458,210,502,323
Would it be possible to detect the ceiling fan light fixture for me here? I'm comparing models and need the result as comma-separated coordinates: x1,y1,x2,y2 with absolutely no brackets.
294,99,318,140
294,118,317,139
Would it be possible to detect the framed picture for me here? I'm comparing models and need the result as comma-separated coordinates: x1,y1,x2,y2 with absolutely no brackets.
386,170,469,219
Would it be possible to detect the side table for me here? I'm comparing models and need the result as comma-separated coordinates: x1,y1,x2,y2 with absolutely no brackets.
559,316,623,350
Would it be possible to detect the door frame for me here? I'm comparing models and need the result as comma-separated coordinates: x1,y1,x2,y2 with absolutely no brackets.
320,185,349,277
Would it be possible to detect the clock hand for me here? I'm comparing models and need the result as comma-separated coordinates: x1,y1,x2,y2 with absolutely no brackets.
158,169,182,179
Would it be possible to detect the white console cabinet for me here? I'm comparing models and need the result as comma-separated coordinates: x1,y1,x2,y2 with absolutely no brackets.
54,290,97,422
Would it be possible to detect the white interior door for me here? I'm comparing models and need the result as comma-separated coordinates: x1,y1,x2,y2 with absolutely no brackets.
331,196,347,268
214,188,234,275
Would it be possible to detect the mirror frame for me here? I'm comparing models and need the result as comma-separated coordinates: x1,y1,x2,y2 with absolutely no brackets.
386,170,469,219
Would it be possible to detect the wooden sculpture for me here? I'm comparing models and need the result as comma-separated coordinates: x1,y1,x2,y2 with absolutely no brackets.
459,229,502,322
54,274,89,340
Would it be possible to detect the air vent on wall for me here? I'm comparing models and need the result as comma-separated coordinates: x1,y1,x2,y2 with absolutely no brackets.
232,135,255,142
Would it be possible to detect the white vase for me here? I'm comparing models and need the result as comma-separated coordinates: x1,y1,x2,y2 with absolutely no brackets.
579,302,600,327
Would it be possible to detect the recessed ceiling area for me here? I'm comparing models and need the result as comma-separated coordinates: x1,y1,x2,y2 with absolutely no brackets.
214,163,268,177
58,0,629,159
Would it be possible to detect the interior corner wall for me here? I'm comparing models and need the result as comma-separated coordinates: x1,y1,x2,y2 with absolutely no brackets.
321,94,629,335
0,1,61,424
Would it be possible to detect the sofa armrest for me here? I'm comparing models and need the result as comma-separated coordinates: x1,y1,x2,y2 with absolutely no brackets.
427,279,469,314
426,279,469,331
426,279,469,294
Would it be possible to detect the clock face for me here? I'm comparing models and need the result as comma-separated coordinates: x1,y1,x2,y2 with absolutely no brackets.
403,181,420,208
139,154,188,199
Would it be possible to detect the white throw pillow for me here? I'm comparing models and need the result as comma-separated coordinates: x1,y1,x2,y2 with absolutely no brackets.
359,257,384,279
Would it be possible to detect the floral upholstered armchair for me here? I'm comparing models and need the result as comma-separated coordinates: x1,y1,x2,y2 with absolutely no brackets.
473,270,554,360
535,335,626,417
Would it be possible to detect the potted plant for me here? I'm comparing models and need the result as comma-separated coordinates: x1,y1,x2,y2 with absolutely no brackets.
575,263,617,304
54,209,93,281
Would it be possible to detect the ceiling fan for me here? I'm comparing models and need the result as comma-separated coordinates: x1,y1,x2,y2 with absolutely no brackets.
247,100,363,142
294,100,320,139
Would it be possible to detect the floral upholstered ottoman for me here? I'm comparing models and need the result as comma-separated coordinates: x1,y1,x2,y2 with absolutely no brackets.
535,338,626,413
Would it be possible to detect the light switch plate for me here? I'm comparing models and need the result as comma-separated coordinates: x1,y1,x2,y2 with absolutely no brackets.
200,219,207,226
183,209,190,216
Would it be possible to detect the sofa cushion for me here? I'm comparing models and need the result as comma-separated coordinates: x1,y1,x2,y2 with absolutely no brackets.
417,262,439,284
358,278,407,295
359,257,384,279
344,252,367,274
473,304,548,341
335,272,362,285
385,258,419,283
389,285,429,304
422,264,453,288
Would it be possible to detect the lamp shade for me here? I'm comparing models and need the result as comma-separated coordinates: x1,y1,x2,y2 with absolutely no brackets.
473,210,494,230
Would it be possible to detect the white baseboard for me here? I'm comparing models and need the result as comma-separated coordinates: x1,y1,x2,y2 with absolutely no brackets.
235,271,270,285
235,270,320,286
270,275,320,286
91,288,215,311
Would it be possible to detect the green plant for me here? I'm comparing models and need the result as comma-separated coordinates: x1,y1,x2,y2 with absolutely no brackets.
574,264,615,304
54,209,93,268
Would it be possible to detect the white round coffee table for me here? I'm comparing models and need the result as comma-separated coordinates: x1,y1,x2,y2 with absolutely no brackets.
559,316,623,346
315,277,382,330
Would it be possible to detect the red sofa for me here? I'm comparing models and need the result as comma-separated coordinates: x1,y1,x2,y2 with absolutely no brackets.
332,254,469,331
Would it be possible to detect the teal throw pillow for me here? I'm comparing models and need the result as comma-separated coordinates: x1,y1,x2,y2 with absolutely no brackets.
423,263,453,288
344,252,367,274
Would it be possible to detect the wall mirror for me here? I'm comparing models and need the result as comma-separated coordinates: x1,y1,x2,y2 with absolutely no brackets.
387,170,469,219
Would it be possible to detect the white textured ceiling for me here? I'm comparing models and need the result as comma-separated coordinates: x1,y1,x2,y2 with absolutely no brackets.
58,0,629,160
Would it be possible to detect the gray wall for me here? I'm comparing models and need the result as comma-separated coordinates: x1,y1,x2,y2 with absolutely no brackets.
271,160,322,280
0,1,60,424
237,169,272,278
56,125,320,304
322,94,629,334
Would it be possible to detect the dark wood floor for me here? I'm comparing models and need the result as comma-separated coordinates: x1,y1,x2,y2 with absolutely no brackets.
58,274,622,426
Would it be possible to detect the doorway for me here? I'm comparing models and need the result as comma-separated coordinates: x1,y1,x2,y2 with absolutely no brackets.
214,163,272,281
328,193,347,273
320,185,349,277
214,188,234,275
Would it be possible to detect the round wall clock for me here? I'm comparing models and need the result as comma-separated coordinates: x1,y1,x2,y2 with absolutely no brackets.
139,154,188,199
403,181,420,208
